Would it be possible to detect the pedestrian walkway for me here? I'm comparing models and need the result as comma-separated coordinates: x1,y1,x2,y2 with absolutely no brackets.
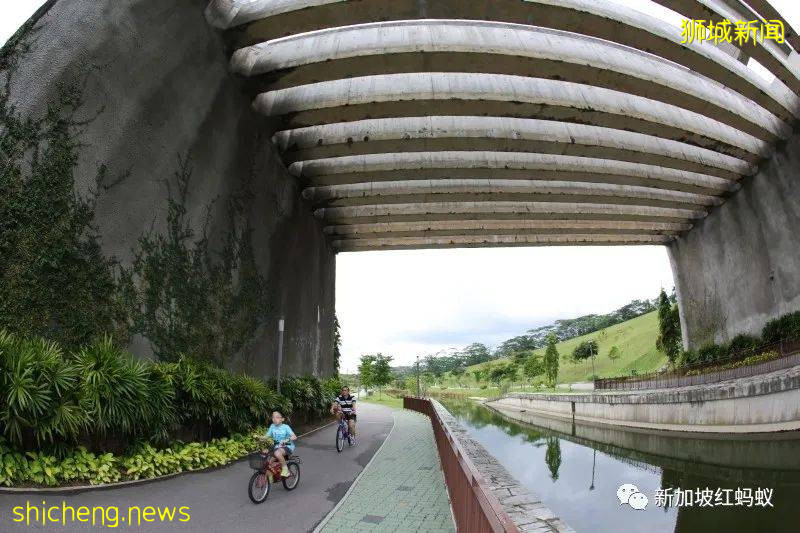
317,409,455,532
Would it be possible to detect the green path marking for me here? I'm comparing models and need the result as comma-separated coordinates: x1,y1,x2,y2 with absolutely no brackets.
318,409,455,532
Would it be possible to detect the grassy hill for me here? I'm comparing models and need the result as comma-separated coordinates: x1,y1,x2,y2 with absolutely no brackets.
466,310,666,384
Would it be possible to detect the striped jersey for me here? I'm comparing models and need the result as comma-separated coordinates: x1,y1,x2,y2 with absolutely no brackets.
335,394,356,413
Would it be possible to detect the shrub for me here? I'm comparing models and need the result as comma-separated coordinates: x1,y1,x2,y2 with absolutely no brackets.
726,334,761,357
0,331,330,454
678,350,698,366
696,343,727,364
761,311,800,344
0,430,262,487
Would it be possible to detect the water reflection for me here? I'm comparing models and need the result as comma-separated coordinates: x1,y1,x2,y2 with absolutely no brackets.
438,397,800,533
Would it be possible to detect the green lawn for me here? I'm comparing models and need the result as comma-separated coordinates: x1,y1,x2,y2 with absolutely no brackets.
465,310,667,385
360,393,404,409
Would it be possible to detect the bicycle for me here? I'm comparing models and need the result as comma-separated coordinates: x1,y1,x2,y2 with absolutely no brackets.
335,415,355,453
247,441,301,504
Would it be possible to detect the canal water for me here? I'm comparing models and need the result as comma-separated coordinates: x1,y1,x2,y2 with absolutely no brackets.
438,397,800,533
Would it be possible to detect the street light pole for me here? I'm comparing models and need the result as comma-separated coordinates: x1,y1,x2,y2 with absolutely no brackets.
276,317,284,394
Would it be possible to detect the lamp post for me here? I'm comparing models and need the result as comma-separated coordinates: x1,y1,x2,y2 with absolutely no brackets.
276,317,284,394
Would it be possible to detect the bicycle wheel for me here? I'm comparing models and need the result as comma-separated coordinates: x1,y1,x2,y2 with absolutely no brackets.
248,471,270,504
336,426,345,453
282,461,300,490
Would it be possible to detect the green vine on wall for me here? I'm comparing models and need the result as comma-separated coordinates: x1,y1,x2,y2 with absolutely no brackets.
1,31,270,366
117,157,270,367
0,32,126,350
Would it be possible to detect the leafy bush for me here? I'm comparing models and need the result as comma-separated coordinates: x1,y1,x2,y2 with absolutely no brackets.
572,340,598,361
0,430,261,487
761,311,800,344
726,334,761,357
0,331,331,454
684,350,780,376
696,343,727,364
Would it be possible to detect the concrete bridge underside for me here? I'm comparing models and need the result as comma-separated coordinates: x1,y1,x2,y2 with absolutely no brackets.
205,0,800,349
9,0,800,363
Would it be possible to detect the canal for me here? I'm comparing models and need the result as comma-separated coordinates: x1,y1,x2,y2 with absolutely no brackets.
437,397,800,533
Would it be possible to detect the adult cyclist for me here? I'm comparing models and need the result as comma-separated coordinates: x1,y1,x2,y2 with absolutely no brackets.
331,386,357,444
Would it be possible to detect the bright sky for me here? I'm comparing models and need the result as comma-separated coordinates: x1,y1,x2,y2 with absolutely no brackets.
2,1,799,373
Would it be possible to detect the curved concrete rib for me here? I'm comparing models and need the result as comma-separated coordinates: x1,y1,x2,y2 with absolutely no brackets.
273,116,755,178
289,152,738,194
208,0,799,120
654,0,800,94
302,179,721,207
254,73,769,159
314,201,707,222
332,234,675,251
233,20,788,140
324,220,693,237
743,0,800,52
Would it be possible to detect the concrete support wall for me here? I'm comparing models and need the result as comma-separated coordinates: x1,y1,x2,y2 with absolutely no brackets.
670,131,800,349
490,363,800,433
6,0,335,378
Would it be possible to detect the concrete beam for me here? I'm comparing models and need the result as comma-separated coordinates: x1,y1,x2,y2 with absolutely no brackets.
289,151,739,195
254,73,769,161
234,20,788,141
273,116,754,180
314,201,707,224
739,0,800,52
324,220,692,239
332,234,675,251
207,0,799,120
302,179,723,209
654,0,800,95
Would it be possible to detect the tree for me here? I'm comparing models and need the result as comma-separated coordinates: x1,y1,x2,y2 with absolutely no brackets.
607,345,621,360
543,333,559,387
471,369,484,384
572,339,598,378
488,363,516,385
372,353,393,398
358,354,376,393
450,365,466,386
656,288,682,365
523,354,545,382
545,436,562,481
461,343,491,366
512,349,530,366
572,340,598,362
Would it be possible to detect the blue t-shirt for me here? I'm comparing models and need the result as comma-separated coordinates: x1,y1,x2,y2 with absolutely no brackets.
267,423,295,452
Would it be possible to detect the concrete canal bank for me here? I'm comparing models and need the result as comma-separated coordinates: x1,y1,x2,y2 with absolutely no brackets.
488,365,800,433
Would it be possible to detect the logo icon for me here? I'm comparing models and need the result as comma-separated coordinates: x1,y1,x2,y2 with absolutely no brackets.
617,483,649,510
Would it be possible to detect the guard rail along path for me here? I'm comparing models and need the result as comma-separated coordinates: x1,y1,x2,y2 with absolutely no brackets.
595,338,800,390
404,396,573,533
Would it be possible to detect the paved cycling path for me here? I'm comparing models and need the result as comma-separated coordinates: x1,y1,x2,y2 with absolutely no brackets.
316,408,455,532
0,402,394,532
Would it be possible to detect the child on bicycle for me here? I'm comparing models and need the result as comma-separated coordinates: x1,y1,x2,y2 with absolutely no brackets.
266,409,297,477
331,386,357,442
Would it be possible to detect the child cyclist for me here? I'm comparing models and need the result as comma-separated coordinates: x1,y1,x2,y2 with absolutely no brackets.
266,409,297,477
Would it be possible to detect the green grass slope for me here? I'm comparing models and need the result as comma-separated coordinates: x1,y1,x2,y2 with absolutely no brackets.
467,311,666,384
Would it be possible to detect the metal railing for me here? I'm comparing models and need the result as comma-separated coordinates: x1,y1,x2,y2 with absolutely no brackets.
403,396,520,533
594,338,800,390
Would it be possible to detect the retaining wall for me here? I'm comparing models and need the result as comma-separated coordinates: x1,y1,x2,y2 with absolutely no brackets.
490,365,800,433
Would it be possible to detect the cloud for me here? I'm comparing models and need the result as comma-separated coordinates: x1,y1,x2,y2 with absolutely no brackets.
336,246,674,372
